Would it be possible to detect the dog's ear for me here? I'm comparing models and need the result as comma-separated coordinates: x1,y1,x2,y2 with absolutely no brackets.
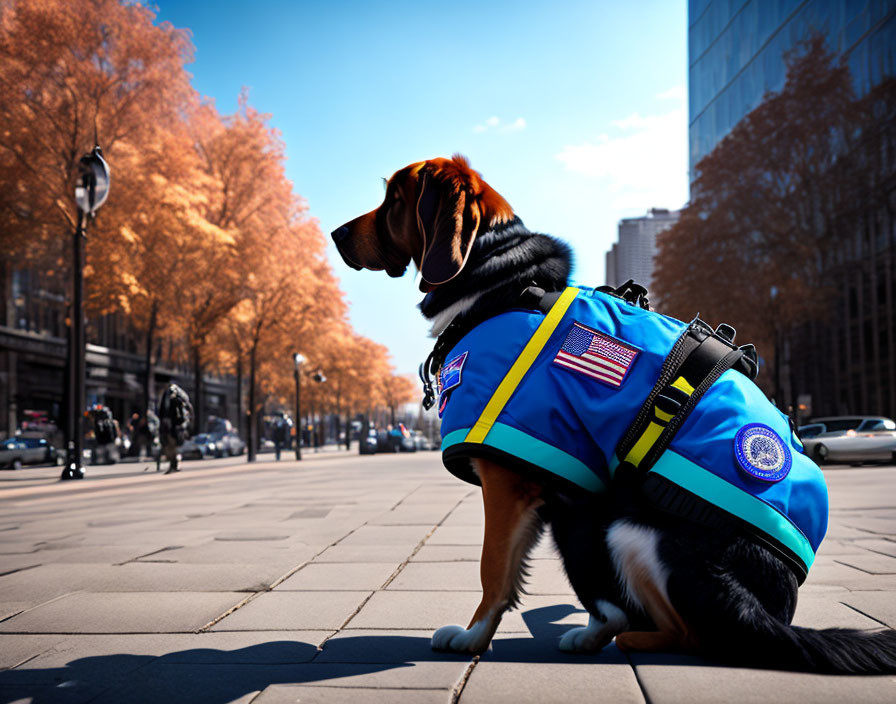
415,168,482,287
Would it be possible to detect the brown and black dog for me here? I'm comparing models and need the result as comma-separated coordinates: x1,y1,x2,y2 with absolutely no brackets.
332,155,896,672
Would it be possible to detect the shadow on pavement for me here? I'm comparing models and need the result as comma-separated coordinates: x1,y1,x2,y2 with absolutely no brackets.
0,604,684,703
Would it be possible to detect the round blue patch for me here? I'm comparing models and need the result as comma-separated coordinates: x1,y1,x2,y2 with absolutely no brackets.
734,423,792,483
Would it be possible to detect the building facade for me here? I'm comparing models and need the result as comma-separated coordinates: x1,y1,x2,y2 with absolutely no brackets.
0,265,238,442
688,0,896,420
689,0,895,179
605,208,680,290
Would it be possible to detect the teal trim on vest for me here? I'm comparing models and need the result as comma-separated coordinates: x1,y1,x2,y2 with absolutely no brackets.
608,454,621,478
442,423,605,493
651,450,815,573
440,428,470,452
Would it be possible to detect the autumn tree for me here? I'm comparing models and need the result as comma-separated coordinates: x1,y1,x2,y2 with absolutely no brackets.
654,37,865,401
0,0,194,267
382,373,418,426
0,0,417,445
0,0,209,416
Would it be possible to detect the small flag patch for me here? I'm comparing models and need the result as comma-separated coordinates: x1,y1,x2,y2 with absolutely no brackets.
438,351,467,417
553,322,639,387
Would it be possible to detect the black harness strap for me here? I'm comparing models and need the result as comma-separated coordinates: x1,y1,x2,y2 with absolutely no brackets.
613,316,758,483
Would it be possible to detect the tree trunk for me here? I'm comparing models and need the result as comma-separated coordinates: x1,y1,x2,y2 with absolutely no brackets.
192,344,202,434
247,343,257,462
142,300,158,413
235,355,243,441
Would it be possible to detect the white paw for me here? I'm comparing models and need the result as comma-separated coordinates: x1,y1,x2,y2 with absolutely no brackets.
431,621,491,653
558,600,628,653
558,624,608,653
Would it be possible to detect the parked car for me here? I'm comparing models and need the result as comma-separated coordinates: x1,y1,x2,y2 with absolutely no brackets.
359,428,378,455
375,429,393,453
191,433,221,458
413,433,435,451
213,431,246,456
178,436,204,461
798,416,896,465
0,437,62,469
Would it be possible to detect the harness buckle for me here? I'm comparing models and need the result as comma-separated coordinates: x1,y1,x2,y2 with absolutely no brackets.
655,385,690,417
418,360,436,410
715,323,736,343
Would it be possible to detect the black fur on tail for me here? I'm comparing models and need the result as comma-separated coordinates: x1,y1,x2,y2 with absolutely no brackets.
730,600,896,674
666,534,896,674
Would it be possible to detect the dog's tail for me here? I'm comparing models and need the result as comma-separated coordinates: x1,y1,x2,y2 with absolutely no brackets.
720,598,896,674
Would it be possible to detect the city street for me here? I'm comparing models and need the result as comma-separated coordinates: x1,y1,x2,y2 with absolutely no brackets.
0,451,895,703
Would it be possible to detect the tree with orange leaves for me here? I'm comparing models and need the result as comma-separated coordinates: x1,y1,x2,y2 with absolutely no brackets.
382,373,418,427
0,0,194,264
654,38,863,400
0,0,205,413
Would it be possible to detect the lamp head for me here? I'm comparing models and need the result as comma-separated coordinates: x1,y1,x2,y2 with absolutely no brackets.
75,146,110,216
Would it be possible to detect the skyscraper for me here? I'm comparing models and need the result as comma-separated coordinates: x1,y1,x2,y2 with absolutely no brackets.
689,0,895,180
687,0,896,418
605,208,680,290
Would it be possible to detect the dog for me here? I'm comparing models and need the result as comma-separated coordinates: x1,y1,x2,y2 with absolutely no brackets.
332,155,896,673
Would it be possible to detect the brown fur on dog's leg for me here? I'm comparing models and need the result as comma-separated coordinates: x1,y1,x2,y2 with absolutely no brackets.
615,630,694,653
431,458,544,653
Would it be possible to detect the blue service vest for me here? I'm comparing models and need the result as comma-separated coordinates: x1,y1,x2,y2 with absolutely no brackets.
438,286,828,581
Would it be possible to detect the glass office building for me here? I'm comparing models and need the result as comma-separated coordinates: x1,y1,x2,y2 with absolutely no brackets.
687,0,896,420
689,0,896,179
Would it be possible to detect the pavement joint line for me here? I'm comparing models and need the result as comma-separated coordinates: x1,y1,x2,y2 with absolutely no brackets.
450,656,479,704
121,545,183,565
5,649,47,671
198,503,387,633
0,563,42,578
313,493,473,659
623,649,653,704
832,558,883,575
840,601,892,628
0,609,26,624
2,461,308,505
0,591,81,625
385,483,426,512
197,593,259,633
380,493,472,591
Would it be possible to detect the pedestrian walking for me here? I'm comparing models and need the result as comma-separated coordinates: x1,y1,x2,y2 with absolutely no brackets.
273,414,292,461
155,383,193,474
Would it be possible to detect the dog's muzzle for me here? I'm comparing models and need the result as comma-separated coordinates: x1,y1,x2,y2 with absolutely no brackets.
331,226,362,270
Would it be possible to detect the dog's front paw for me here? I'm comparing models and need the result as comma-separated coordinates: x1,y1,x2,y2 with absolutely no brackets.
558,625,611,653
431,622,491,654
558,600,628,653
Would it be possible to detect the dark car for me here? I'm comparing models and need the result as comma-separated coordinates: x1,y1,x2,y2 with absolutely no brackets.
213,431,246,456
0,437,62,469
359,428,378,455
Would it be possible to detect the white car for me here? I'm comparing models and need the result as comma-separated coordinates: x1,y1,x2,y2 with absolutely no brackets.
798,416,896,465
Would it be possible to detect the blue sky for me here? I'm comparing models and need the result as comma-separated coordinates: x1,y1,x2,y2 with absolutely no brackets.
154,0,689,377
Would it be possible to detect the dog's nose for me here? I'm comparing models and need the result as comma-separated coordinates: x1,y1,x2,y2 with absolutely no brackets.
331,225,351,245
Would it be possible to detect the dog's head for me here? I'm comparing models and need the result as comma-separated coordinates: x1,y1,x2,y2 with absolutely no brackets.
331,155,514,292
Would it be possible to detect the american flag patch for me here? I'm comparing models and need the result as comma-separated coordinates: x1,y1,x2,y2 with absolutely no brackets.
552,322,639,387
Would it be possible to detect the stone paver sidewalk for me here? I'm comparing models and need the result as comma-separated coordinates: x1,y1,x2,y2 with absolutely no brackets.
0,452,894,703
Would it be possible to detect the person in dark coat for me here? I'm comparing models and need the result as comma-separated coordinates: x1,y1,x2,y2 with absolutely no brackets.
272,414,292,461
155,384,193,474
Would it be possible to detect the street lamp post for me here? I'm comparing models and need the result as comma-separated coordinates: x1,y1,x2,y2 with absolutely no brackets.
293,353,305,460
62,147,110,481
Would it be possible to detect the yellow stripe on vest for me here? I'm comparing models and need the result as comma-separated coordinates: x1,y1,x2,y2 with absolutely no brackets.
465,287,579,444
624,421,665,467
622,374,695,468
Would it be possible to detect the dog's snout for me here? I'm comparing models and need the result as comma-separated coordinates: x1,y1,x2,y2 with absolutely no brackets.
331,225,351,245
